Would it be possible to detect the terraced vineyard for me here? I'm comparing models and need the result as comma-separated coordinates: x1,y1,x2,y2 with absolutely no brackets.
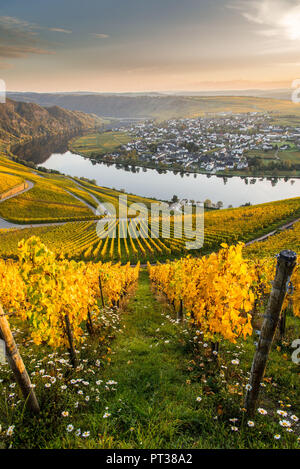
245,219,300,258
1,196,300,263
0,172,24,195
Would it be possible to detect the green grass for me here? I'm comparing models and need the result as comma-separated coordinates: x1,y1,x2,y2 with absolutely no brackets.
1,271,299,449
70,131,132,157
247,149,300,165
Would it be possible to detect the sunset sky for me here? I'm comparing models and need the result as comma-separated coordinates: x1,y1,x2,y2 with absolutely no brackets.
1,0,300,92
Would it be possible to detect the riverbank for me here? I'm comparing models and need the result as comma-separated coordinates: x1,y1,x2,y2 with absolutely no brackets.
69,150,300,179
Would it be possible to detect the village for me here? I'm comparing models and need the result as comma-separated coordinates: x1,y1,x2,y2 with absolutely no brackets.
104,112,300,174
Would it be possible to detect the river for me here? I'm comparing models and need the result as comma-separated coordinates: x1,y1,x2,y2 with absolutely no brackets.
12,135,300,207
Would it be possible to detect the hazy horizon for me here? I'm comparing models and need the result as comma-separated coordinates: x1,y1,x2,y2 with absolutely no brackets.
5,88,294,96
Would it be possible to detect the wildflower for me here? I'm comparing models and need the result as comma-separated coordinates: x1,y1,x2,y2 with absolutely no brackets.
257,408,267,415
274,434,281,440
103,412,111,418
82,431,90,438
247,421,255,427
62,411,69,417
45,383,51,388
196,397,202,402
66,425,74,432
277,410,287,417
291,415,299,422
75,429,81,436
245,384,252,391
279,420,291,428
231,359,240,365
6,425,14,437
231,426,239,431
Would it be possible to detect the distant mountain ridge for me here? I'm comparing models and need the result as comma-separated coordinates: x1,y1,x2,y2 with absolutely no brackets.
6,91,299,120
0,98,103,147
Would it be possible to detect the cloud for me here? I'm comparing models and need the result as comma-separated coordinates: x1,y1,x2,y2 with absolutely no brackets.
229,0,300,40
48,28,72,34
0,46,55,58
91,33,109,39
0,15,58,68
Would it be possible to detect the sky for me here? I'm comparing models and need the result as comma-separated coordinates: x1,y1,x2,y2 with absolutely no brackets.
0,0,300,92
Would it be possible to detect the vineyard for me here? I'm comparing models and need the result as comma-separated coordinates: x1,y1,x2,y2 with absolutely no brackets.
0,173,24,196
1,190,300,263
0,233,299,448
0,156,157,225
245,220,300,259
148,244,300,338
0,237,139,352
0,156,299,449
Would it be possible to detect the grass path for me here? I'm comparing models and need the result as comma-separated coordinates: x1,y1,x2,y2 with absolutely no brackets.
6,271,299,449
49,271,300,449
60,270,215,449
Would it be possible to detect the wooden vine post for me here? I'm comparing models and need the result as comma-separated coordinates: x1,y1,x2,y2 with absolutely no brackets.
177,299,183,322
245,250,297,416
0,304,40,414
86,310,94,335
64,314,78,368
99,273,105,308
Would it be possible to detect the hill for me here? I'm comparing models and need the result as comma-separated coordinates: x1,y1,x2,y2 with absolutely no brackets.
0,99,103,148
6,93,300,120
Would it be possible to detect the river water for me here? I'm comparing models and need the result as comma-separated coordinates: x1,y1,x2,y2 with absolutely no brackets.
12,134,300,207
38,150,300,208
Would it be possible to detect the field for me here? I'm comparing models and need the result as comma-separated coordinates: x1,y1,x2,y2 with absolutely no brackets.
70,131,132,157
246,147,300,166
